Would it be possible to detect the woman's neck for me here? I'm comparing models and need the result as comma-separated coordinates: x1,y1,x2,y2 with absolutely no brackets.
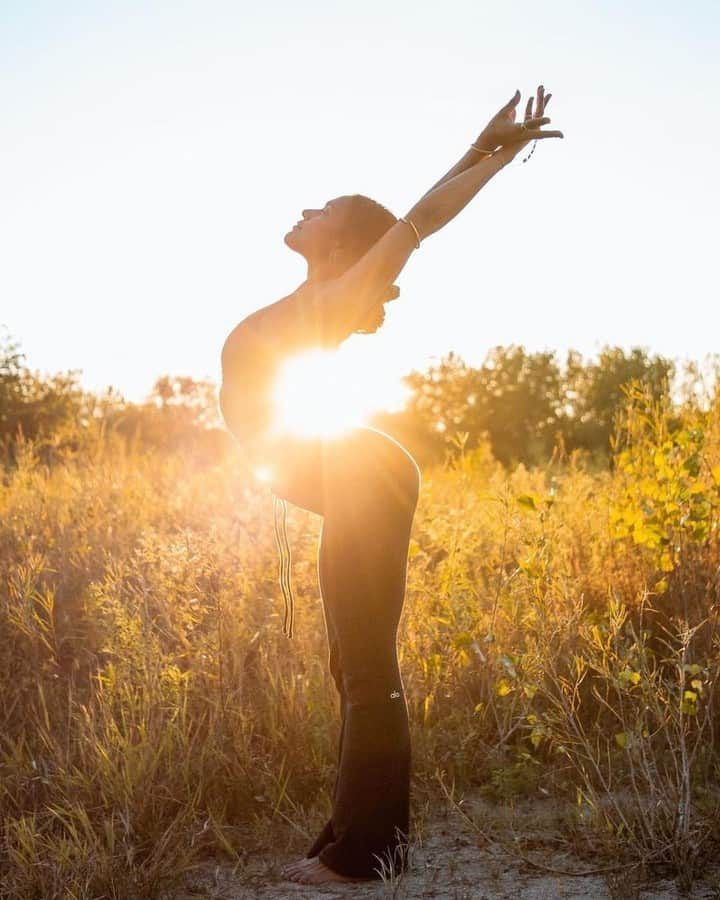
306,257,345,284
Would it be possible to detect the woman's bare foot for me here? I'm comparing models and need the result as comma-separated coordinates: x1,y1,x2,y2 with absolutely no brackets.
281,857,311,877
283,856,374,884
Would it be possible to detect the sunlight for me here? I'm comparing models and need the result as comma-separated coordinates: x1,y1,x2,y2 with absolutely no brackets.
271,349,368,439
270,347,409,440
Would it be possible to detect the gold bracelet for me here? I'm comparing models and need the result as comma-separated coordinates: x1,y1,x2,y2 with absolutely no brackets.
470,143,494,154
399,216,421,249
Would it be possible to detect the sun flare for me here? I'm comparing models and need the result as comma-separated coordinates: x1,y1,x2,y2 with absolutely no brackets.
270,347,408,440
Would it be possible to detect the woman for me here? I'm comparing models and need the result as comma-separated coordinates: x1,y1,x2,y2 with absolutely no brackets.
219,85,562,885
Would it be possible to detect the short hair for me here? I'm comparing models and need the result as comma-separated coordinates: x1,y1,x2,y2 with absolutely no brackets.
333,194,398,268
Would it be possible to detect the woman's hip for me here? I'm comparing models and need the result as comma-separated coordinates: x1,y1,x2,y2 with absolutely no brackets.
271,427,420,517
325,428,420,507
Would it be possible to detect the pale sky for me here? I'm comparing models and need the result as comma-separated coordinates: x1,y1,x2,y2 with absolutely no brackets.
2,0,718,409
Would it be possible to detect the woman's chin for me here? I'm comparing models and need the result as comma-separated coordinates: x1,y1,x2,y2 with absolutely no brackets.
284,227,307,253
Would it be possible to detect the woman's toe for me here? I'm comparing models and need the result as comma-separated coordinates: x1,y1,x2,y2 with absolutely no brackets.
282,857,313,878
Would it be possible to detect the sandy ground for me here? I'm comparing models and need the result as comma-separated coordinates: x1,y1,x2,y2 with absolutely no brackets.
176,795,720,900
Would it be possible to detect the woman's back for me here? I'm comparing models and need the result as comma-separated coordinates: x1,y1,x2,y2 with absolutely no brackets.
220,283,348,450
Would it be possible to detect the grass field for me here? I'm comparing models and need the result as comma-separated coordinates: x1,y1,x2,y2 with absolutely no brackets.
1,387,719,898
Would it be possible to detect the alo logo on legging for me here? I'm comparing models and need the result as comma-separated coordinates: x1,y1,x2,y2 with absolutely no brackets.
390,690,401,699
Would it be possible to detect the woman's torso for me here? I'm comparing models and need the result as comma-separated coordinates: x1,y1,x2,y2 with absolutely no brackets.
219,287,418,515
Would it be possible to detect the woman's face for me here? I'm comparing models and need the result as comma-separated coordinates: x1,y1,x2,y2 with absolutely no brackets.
284,198,348,260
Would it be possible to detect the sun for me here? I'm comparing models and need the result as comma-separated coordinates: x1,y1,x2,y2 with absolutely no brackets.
271,349,370,439
270,346,408,440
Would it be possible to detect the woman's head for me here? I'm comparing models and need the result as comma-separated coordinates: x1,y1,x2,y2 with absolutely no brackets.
284,194,397,272
284,195,399,333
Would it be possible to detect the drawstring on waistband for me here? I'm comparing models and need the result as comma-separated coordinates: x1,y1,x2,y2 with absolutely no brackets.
272,494,295,638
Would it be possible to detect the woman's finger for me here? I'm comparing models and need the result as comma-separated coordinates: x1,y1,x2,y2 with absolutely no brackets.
524,96,534,120
501,89,521,113
542,92,552,113
536,84,545,117
524,116,551,129
525,129,564,140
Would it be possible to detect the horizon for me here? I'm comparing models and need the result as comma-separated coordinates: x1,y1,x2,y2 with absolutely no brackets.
5,326,718,411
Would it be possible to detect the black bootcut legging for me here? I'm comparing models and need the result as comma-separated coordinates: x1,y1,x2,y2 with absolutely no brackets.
273,426,420,879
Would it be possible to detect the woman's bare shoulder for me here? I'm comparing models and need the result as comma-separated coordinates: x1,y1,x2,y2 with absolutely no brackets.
221,286,308,375
225,281,348,371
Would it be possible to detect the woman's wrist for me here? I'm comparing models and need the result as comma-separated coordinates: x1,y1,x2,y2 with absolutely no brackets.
471,129,497,156
495,140,527,167
403,206,428,243
398,216,421,249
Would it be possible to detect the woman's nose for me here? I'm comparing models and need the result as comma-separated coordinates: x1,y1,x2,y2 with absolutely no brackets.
302,209,321,220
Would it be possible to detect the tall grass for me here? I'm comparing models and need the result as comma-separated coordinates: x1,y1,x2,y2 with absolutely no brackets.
0,389,718,897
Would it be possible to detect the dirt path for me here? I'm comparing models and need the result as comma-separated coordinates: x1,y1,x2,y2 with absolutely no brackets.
177,796,718,899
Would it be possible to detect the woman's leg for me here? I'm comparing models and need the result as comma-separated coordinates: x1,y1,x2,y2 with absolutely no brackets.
304,601,345,858
312,428,420,878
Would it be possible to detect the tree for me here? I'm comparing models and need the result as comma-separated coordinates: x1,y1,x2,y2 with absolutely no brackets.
473,346,564,466
375,347,566,466
0,331,85,446
565,347,674,457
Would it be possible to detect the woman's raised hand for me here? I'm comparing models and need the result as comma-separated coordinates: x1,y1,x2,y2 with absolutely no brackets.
475,85,563,153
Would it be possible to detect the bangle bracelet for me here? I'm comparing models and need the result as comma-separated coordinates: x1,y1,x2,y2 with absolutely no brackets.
399,216,421,249
470,143,494,154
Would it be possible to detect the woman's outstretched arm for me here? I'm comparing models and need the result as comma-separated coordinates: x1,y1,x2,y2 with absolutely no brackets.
419,85,552,200
303,87,562,339
237,86,562,359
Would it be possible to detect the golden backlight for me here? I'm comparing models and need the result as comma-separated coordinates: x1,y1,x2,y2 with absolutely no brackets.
270,348,409,440
271,350,370,438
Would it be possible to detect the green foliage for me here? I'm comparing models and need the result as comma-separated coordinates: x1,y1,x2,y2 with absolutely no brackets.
0,330,689,470
0,330,86,447
0,333,230,466
374,344,675,466
611,384,719,615
565,347,674,454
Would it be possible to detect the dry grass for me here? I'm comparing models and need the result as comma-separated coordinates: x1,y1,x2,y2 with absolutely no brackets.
0,389,719,897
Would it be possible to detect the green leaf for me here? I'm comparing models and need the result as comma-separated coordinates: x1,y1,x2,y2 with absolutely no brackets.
615,732,627,749
516,493,538,511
